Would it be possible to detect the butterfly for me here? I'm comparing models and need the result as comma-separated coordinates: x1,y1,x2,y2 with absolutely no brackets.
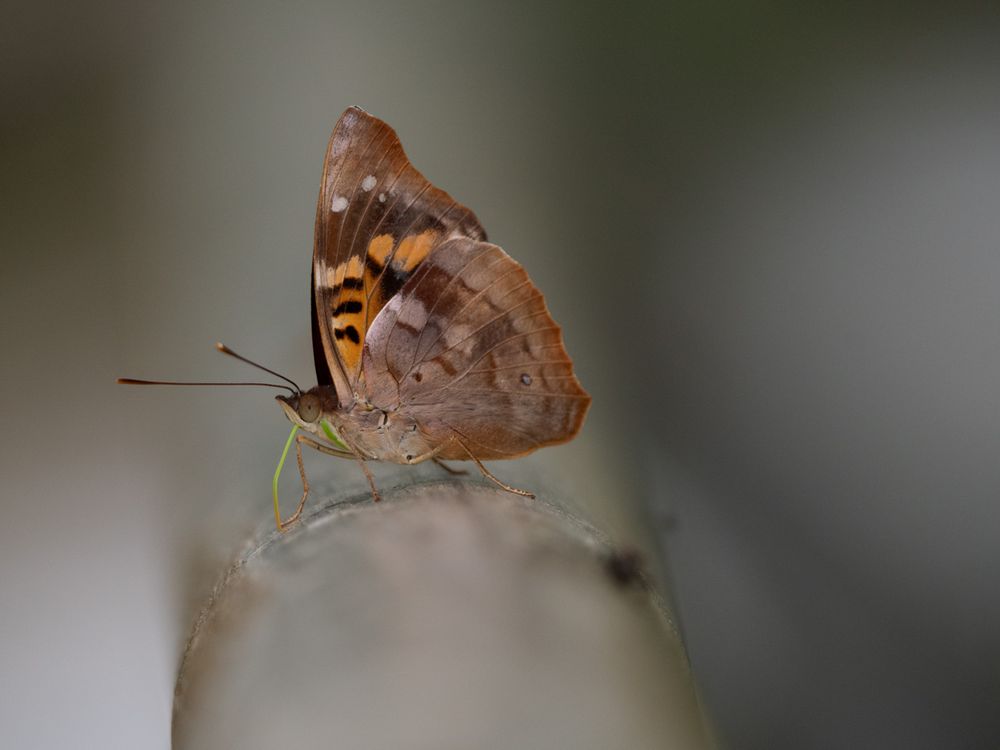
121,107,590,531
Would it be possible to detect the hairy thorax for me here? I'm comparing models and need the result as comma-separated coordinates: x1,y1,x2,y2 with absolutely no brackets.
333,404,436,465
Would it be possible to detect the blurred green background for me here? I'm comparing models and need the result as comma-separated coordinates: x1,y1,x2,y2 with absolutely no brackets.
3,1,1000,747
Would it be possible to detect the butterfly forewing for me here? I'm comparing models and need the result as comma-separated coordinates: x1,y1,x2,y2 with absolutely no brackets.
313,107,486,400
362,237,591,460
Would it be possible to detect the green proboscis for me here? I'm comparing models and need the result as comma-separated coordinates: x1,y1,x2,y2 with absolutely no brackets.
273,420,348,529
273,424,299,529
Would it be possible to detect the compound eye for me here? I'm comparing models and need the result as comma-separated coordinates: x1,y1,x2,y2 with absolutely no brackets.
298,394,320,423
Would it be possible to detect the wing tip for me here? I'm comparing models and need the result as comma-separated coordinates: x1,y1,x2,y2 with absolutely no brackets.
339,105,385,131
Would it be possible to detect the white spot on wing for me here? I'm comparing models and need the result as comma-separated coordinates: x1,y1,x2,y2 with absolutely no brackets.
331,195,348,213
378,192,386,203
361,175,376,192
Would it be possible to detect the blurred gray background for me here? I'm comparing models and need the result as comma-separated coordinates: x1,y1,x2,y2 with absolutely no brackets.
2,1,999,748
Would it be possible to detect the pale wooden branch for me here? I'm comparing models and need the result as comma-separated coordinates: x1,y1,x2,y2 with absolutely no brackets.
172,479,713,749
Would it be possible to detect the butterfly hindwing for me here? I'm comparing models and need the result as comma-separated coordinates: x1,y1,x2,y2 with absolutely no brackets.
362,237,591,459
313,107,486,400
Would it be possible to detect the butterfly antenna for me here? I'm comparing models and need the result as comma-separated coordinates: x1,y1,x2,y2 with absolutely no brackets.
215,342,302,392
117,378,297,395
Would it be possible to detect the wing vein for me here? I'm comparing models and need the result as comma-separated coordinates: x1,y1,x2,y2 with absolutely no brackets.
347,128,396,301
408,250,513,369
443,421,541,457
401,325,562,403
446,388,589,399
468,358,572,373
420,290,540,365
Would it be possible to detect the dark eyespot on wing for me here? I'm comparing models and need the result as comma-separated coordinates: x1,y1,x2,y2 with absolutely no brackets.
380,263,408,303
333,326,361,343
330,277,365,296
333,300,364,315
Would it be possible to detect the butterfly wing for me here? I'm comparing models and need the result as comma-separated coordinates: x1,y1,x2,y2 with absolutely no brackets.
362,237,591,460
313,107,486,400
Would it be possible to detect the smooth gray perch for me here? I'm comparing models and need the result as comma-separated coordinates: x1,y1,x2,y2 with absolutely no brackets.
172,481,713,750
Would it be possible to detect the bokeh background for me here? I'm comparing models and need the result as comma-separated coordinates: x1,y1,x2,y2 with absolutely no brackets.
3,1,999,747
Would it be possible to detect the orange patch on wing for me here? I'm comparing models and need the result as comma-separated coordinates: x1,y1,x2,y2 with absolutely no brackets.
363,233,396,314
367,234,394,268
325,256,365,289
393,230,437,273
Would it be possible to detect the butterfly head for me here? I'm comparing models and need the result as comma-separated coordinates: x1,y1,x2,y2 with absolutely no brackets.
276,387,330,429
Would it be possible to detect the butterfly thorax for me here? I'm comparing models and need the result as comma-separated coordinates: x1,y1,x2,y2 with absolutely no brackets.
337,404,437,464
276,386,435,464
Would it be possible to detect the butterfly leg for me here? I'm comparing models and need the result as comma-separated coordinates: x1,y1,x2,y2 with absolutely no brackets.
274,434,326,532
276,436,313,531
353,455,381,503
297,433,382,503
432,458,468,476
452,436,535,499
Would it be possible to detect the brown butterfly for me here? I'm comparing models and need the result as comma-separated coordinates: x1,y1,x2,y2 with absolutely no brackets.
121,107,590,530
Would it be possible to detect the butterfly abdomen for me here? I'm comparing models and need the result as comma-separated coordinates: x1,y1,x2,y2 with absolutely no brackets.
334,407,437,465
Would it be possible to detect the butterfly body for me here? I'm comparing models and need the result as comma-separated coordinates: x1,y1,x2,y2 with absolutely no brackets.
277,388,433,464
291,107,589,477
120,106,590,530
